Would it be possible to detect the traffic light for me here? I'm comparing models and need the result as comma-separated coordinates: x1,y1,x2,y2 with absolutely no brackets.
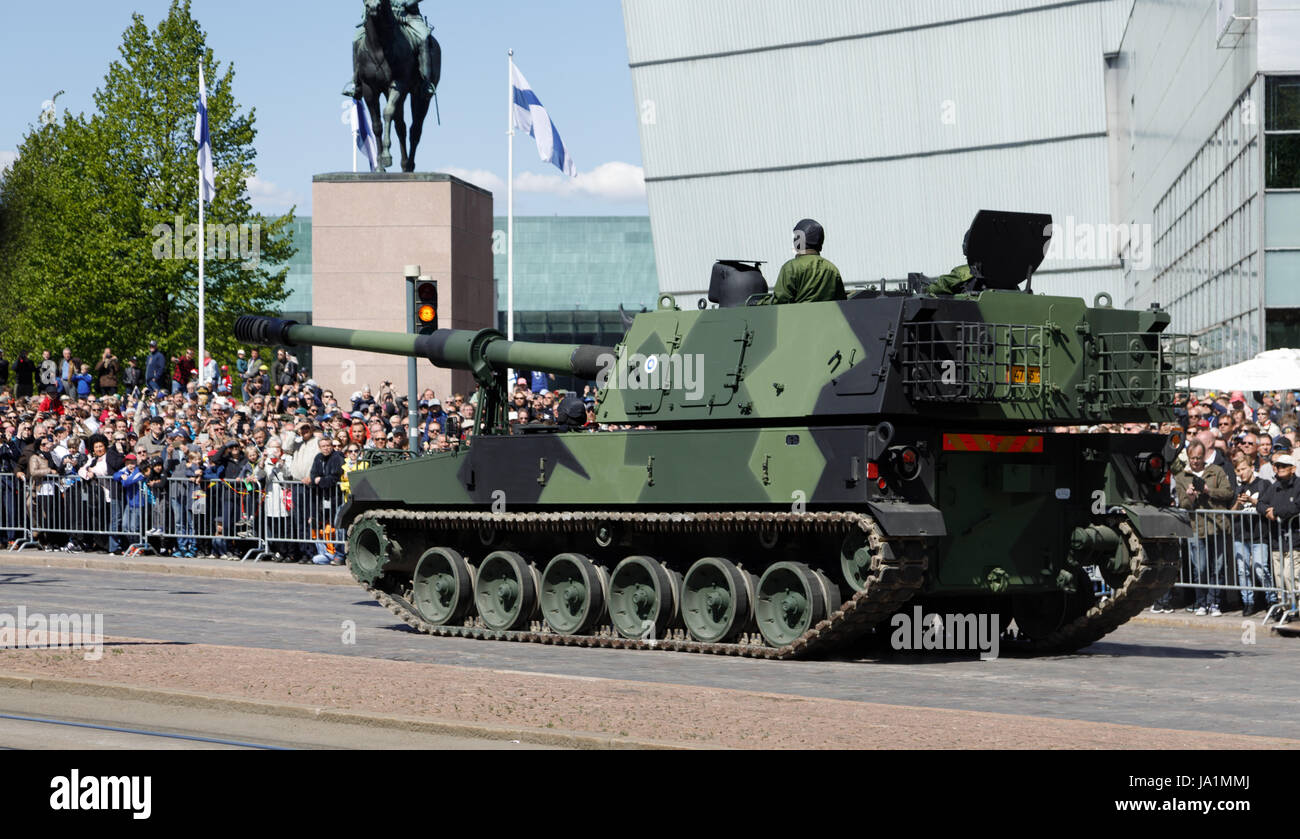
412,278,438,334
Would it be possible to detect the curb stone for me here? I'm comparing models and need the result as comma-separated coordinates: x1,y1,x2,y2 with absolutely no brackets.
0,550,354,586
0,672,684,750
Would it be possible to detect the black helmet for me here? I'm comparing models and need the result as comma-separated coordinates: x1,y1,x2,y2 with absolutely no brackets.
556,395,587,429
793,218,824,252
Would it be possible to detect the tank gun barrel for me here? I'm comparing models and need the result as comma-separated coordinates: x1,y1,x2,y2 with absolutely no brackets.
234,316,613,380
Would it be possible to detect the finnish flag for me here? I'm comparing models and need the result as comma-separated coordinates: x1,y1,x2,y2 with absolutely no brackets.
350,98,379,172
194,65,216,203
511,61,576,177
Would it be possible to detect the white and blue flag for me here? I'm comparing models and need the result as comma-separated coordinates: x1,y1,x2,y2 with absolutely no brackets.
350,98,379,172
510,61,577,177
194,65,216,203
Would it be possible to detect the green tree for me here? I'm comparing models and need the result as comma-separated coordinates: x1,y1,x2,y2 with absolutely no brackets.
0,0,292,372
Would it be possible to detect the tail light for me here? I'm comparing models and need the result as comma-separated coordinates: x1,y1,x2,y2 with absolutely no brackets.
1137,451,1168,484
887,445,922,481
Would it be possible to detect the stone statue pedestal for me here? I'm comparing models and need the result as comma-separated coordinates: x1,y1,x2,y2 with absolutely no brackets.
311,172,494,410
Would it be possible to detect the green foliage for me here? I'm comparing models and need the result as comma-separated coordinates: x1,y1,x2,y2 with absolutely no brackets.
0,0,293,368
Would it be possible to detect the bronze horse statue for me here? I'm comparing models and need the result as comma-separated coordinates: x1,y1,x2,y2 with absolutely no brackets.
350,0,440,172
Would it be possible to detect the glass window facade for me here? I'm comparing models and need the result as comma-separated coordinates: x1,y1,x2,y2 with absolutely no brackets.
1268,135,1300,188
270,214,656,330
1147,82,1262,372
265,216,655,384
1266,76,1300,129
1265,76,1300,349
492,216,658,316
1265,76,1300,189
280,216,313,320
491,216,659,390
1267,308,1300,351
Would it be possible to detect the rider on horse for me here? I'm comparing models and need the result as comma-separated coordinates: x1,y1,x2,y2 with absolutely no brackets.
343,0,437,99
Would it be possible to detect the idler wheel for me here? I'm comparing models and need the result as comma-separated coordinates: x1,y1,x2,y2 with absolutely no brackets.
607,556,680,640
474,551,539,631
839,530,878,592
755,562,841,648
411,547,475,626
347,519,396,586
540,553,609,636
682,557,756,644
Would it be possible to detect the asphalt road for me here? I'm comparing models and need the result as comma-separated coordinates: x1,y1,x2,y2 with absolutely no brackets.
1,562,1297,740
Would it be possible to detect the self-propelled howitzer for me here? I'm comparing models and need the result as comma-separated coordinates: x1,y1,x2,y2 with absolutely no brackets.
236,210,1193,659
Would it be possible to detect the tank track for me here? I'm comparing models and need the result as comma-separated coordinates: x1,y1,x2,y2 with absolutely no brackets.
354,511,1177,658
1009,520,1181,654
354,508,928,660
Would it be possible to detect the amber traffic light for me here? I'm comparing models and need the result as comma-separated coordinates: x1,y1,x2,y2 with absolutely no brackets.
413,279,437,334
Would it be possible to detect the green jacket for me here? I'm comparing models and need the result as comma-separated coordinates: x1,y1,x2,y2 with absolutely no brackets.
759,254,846,304
1174,464,1234,536
926,264,972,295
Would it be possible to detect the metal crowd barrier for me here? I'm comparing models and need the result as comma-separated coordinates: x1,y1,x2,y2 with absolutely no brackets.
0,472,35,550
140,477,263,562
24,475,147,553
5,472,347,564
1174,508,1299,618
250,478,346,564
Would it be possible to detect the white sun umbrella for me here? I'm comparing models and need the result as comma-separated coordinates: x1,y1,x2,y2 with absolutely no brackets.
1178,348,1300,391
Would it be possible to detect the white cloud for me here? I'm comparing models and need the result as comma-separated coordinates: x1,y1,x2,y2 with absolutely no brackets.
0,150,17,176
244,175,301,210
515,161,645,201
441,167,506,194
440,161,646,202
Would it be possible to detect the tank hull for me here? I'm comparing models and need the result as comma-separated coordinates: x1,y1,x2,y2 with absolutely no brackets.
342,423,1186,655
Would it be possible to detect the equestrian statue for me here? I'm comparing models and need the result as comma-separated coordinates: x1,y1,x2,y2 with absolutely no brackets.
344,0,442,173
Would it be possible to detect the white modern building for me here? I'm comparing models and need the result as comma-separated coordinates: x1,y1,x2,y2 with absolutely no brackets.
623,0,1299,369
1113,0,1300,370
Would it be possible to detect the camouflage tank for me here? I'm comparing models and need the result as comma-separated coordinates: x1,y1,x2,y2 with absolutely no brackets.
235,210,1192,658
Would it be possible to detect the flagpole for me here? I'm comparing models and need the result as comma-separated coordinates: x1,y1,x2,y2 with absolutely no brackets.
198,180,205,387
197,62,206,389
507,48,515,344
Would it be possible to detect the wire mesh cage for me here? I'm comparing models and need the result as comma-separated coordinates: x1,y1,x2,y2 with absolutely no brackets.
901,321,1050,403
1094,332,1195,408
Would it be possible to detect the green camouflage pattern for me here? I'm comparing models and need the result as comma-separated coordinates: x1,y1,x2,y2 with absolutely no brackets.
342,420,1181,595
595,288,1184,427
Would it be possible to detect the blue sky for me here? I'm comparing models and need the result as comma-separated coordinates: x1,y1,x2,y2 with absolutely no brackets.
0,0,646,216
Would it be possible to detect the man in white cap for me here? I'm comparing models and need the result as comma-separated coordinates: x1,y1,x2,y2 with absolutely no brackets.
1258,453,1300,611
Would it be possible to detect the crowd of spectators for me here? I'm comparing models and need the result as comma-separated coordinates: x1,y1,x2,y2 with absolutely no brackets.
1060,389,1300,617
1155,389,1300,617
0,340,531,562
0,340,622,563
